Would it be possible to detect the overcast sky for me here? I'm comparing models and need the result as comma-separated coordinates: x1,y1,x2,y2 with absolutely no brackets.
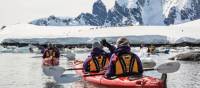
0,0,115,25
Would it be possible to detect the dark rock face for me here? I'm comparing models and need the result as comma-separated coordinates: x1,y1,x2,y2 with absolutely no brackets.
30,15,74,26
164,0,200,25
62,19,73,25
74,0,108,26
75,0,143,26
169,51,200,61
192,0,200,19
92,0,107,25
180,8,194,20
105,1,127,26
130,7,143,25
114,1,129,17
30,0,199,26
30,0,143,26
75,13,99,26
106,9,123,26
73,0,108,26
32,19,47,26
1,25,6,30
164,7,177,25
105,1,143,26
137,0,145,7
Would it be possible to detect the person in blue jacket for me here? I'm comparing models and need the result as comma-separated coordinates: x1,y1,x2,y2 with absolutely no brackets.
104,37,143,79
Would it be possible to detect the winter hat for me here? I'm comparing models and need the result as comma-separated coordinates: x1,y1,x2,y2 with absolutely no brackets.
48,43,53,49
116,37,130,47
92,42,103,49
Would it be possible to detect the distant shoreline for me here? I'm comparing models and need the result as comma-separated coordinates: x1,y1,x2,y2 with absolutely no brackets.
1,42,200,49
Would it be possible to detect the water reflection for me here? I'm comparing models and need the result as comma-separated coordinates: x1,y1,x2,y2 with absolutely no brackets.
44,81,64,88
53,74,81,84
168,61,200,88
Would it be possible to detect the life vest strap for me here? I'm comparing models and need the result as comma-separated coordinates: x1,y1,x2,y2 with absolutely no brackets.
88,55,109,72
115,53,140,76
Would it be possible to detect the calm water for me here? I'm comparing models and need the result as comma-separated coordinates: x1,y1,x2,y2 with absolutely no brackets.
0,47,199,88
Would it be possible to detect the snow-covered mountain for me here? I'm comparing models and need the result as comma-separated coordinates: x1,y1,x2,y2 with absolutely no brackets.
30,0,142,26
30,0,200,26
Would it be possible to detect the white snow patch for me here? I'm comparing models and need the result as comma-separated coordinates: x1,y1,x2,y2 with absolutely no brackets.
142,0,165,25
163,0,191,18
116,0,128,7
0,19,200,44
128,0,138,8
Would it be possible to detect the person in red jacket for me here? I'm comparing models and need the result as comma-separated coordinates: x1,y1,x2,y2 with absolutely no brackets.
42,44,60,66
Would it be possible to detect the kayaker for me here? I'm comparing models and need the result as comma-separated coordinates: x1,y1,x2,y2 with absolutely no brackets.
105,37,143,79
29,47,33,53
147,44,156,55
40,44,47,54
42,44,60,66
52,44,60,58
83,42,110,73
139,44,147,57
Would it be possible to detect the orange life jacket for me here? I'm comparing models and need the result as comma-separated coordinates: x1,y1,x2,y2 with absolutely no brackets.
115,53,139,76
45,50,56,58
88,55,110,72
43,49,59,66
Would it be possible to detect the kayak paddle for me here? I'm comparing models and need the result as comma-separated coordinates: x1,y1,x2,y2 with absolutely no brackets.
42,61,180,77
65,68,83,70
144,61,180,73
156,61,180,73
140,57,156,68
83,61,180,77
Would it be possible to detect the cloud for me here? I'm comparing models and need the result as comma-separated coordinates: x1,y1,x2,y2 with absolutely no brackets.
1,0,113,25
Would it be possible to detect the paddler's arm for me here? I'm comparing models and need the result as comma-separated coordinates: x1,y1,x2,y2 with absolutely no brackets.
56,49,60,58
83,56,92,73
104,54,117,78
42,49,47,58
100,39,116,54
133,53,144,74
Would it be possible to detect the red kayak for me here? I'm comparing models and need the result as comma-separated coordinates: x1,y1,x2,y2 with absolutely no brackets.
75,63,164,88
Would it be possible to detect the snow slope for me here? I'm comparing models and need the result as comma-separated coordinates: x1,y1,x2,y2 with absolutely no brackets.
142,0,165,25
0,19,200,44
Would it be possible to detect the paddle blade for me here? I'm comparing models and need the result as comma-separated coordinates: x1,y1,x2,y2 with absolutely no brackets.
141,57,156,68
156,61,180,73
42,66,65,77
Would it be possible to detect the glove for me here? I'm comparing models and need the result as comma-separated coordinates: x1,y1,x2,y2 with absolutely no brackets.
101,39,115,53
100,39,109,47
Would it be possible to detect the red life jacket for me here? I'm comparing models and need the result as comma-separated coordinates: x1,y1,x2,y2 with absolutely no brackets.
43,49,59,66
44,50,56,58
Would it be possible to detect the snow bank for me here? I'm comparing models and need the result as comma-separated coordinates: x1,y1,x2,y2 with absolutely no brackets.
1,19,200,45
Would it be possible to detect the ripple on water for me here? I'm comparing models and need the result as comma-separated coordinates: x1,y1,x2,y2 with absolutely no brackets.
1,50,200,88
168,61,200,88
